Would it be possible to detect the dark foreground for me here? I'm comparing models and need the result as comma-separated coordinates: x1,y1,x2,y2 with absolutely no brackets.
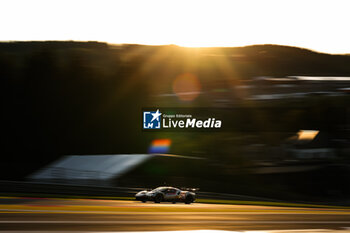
0,197,350,232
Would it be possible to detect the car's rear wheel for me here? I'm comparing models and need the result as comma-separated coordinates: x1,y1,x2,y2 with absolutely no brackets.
154,194,163,203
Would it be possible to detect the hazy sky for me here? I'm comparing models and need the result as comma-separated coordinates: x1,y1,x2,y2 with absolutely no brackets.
1,0,349,54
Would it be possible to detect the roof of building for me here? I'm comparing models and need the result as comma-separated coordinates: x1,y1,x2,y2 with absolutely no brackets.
29,154,153,180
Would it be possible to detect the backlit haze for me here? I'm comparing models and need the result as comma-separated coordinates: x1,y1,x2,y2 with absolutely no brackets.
1,0,350,54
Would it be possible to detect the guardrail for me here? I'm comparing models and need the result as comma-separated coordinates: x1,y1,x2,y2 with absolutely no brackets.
4,180,349,206
0,180,136,197
0,180,284,203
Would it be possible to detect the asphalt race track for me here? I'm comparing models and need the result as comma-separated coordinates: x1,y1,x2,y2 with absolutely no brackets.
0,197,350,232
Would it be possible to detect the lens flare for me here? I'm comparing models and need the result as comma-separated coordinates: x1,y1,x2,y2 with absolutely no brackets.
172,73,201,101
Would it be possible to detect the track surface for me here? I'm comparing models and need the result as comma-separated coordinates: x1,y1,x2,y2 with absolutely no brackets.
0,197,350,231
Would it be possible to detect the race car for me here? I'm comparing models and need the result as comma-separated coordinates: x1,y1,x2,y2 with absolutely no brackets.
135,186,196,204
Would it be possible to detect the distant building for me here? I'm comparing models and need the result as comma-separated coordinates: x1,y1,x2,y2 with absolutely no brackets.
286,131,337,160
28,154,202,186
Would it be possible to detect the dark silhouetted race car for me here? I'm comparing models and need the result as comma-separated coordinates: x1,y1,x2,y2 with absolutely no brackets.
135,186,196,204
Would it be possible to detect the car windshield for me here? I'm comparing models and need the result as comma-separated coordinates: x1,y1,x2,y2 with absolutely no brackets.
152,187,167,192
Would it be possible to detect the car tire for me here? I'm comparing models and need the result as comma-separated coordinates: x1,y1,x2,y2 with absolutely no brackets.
185,195,194,204
154,194,163,203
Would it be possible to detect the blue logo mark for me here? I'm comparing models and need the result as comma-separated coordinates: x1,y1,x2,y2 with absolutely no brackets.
143,109,162,129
